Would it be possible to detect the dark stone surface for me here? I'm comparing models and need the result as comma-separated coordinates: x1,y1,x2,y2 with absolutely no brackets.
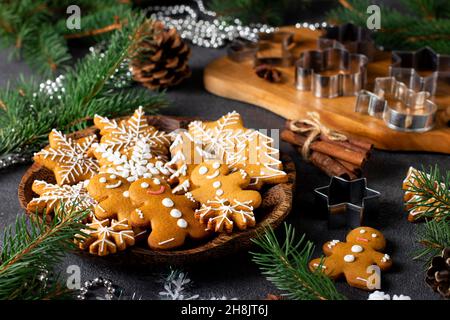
0,42,448,300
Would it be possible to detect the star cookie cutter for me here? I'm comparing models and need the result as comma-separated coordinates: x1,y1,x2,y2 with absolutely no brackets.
227,31,295,67
314,176,380,229
295,48,368,98
390,47,450,97
355,77,438,132
318,23,376,61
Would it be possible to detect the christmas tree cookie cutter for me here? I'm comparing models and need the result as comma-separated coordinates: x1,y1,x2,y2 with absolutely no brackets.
314,176,380,229
390,47,450,97
227,31,295,67
295,47,368,98
355,77,437,132
318,23,376,61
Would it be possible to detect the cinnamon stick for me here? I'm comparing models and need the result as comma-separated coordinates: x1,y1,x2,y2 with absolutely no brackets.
335,159,362,177
281,129,366,167
308,149,356,180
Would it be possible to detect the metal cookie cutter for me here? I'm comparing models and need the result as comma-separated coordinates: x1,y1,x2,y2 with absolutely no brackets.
355,77,438,132
227,31,295,67
314,176,380,229
390,47,450,97
318,23,376,61
295,48,368,98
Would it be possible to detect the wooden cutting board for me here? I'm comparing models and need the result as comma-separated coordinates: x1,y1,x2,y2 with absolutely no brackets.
203,26,450,154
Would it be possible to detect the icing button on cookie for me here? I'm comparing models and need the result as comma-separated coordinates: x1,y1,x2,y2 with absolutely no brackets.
198,166,208,175
122,191,129,198
162,198,174,208
213,181,221,189
344,254,355,263
351,245,364,253
216,189,224,196
177,218,188,228
141,182,149,189
170,209,182,218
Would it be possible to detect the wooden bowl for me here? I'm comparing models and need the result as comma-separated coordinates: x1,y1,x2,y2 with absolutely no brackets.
18,116,296,266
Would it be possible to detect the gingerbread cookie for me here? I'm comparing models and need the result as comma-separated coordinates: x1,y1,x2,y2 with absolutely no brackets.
166,130,213,194
309,227,393,290
92,139,174,182
94,106,171,156
76,218,135,256
27,180,96,216
128,177,210,250
190,161,262,233
33,129,99,185
402,166,445,222
87,173,135,221
188,111,287,189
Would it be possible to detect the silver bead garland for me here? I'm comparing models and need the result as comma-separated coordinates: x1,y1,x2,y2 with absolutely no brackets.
77,277,118,300
146,0,328,48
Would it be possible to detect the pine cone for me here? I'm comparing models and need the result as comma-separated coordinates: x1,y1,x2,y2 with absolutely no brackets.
426,247,450,299
131,20,191,90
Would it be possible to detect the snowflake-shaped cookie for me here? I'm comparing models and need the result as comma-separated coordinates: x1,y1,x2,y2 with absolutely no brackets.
76,218,135,256
92,140,174,182
33,129,99,185
188,111,287,189
27,180,97,216
94,106,171,156
195,198,255,233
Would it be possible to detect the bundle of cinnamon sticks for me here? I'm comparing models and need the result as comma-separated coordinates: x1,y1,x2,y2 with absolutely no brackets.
281,120,372,180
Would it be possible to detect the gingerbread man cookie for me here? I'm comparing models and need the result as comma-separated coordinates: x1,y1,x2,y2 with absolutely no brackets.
94,106,171,156
87,173,135,221
128,178,210,250
33,129,99,185
189,161,262,233
309,227,393,290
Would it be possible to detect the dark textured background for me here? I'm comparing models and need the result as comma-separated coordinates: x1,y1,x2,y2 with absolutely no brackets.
0,0,449,300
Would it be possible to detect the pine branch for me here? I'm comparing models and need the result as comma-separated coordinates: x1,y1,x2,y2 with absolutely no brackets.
406,165,450,221
414,219,450,266
327,0,450,53
250,223,346,300
0,15,166,160
0,207,88,300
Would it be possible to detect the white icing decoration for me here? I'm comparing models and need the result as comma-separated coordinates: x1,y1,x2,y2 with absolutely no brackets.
198,166,208,175
381,254,390,263
105,180,122,189
372,233,378,238
136,209,144,219
153,178,161,185
122,191,129,198
206,170,220,179
177,218,188,228
344,254,355,262
162,198,174,208
99,177,107,183
109,174,117,179
360,229,366,234
351,245,364,253
327,240,340,249
212,162,221,169
158,238,175,245
170,209,182,218
212,181,221,188
29,180,97,214
216,189,224,196
172,180,190,194
141,182,149,188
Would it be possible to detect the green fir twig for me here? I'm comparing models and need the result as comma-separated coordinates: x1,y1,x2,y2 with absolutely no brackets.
406,165,450,221
414,219,450,267
0,207,88,300
0,14,166,161
250,223,346,300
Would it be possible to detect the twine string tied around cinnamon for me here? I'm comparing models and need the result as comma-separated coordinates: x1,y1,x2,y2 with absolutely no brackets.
289,112,347,159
